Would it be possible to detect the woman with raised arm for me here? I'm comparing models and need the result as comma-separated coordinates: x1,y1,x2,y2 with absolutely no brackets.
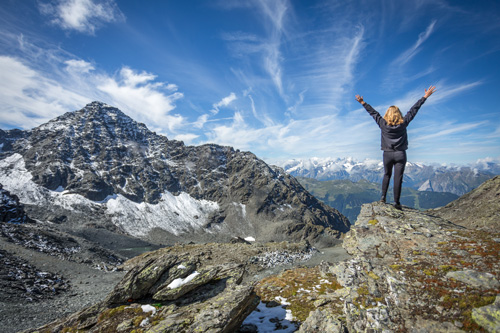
355,86,436,210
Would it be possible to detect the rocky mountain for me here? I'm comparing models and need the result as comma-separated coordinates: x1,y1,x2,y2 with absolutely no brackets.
25,202,500,332
428,175,500,231
280,157,499,196
0,101,349,247
297,177,459,223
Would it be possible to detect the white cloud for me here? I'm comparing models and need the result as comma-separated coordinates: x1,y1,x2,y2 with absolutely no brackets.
97,67,185,132
0,56,90,128
0,49,185,137
211,92,237,114
39,0,125,34
65,59,95,73
174,133,199,145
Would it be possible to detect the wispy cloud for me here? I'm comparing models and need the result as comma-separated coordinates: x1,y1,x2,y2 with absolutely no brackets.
392,20,436,67
413,121,487,142
383,20,437,90
211,92,237,115
39,0,125,35
221,0,290,98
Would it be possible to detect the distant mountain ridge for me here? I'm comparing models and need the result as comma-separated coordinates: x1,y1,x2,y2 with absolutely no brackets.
0,102,349,246
279,157,500,196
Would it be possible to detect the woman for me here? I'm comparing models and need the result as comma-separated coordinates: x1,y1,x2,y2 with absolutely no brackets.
355,86,436,210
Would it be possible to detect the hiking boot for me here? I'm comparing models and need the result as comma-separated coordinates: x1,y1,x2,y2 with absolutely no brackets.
380,197,386,204
394,203,402,210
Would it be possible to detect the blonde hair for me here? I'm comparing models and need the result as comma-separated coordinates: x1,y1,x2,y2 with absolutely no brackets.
384,106,404,126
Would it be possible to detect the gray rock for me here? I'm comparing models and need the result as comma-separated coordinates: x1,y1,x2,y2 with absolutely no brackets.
298,309,346,332
472,295,500,333
446,270,500,289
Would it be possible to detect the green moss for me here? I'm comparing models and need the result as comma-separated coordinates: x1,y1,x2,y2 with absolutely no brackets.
357,285,369,295
368,219,379,225
389,264,402,271
133,315,146,327
367,271,380,280
255,267,343,322
439,265,458,273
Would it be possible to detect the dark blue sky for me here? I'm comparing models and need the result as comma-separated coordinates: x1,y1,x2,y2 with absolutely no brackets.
1,0,499,164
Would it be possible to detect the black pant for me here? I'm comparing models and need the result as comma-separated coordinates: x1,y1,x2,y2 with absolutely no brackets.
382,150,407,204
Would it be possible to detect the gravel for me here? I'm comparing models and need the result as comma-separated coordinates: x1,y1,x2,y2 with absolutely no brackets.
0,232,125,333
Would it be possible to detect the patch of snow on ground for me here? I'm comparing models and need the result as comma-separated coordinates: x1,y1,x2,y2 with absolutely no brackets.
241,300,298,332
245,237,256,242
167,271,200,289
141,304,156,314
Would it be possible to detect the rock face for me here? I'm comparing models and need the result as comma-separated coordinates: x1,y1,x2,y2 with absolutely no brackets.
428,175,500,231
296,202,500,332
25,241,316,333
0,101,349,246
0,183,32,224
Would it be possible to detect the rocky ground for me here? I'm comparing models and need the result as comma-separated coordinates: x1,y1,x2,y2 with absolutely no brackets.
4,201,499,332
294,202,500,331
18,240,349,333
0,217,162,333
0,234,126,333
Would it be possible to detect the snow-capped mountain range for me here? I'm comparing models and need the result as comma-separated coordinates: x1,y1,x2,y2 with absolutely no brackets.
279,157,500,196
0,102,349,246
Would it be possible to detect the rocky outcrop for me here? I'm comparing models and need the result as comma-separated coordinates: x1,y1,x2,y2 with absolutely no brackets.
428,175,500,231
25,241,317,333
294,202,500,332
0,101,349,246
0,183,32,224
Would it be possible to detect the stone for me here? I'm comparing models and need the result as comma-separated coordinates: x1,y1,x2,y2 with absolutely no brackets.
297,309,346,333
472,295,500,332
446,270,500,289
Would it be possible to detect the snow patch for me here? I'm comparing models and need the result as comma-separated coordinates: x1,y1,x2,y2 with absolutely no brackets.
242,299,297,332
141,304,156,315
167,271,200,289
244,237,256,242
106,192,219,237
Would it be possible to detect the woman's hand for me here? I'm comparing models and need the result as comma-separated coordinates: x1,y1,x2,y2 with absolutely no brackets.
355,94,365,105
424,86,436,98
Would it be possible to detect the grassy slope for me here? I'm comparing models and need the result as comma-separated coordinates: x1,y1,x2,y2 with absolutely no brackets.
297,177,459,224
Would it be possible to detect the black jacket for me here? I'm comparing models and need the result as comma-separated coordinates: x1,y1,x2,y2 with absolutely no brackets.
363,97,426,151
